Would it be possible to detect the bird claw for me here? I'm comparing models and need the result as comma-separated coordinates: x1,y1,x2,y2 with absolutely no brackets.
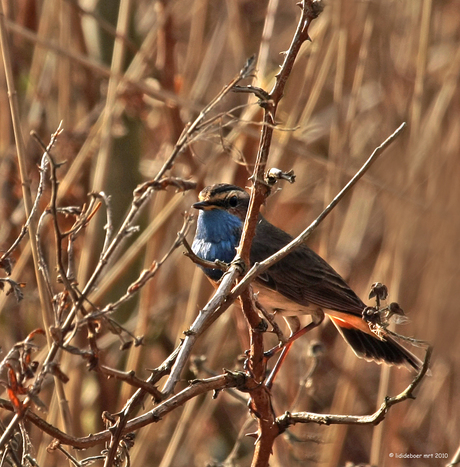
214,259,229,270
231,256,247,275
263,342,282,360
255,319,269,332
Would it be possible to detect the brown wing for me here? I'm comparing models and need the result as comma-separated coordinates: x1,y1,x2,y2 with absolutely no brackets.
251,216,421,371
251,216,365,316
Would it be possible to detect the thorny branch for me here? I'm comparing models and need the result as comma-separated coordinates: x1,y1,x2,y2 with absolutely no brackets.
229,122,408,301
161,0,325,399
0,2,432,465
0,344,431,451
277,346,433,430
0,126,61,273
0,124,197,456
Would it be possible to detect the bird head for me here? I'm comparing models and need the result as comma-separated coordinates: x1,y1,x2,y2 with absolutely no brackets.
192,184,250,221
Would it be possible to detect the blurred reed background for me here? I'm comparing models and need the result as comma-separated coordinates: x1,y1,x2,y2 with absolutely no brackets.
0,0,458,466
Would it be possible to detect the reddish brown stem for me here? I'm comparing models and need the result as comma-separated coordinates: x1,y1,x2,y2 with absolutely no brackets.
233,2,324,466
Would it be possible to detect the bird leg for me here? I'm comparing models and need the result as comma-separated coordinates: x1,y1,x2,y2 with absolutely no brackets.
264,310,324,359
265,317,300,390
253,295,288,344
264,310,325,389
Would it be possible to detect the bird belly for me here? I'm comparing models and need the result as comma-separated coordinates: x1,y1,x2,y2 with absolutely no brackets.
254,282,319,316
255,283,374,335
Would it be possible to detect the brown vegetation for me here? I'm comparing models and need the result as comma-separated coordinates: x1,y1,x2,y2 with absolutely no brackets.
0,0,458,466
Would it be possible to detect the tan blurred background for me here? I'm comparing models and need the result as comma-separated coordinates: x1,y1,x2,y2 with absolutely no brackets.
0,0,458,465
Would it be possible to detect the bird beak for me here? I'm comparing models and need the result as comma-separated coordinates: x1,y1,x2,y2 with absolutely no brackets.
192,201,212,210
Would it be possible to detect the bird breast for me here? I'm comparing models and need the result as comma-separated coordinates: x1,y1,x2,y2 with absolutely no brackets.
192,209,243,280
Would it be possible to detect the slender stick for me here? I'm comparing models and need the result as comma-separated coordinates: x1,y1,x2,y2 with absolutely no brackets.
0,0,53,341
277,346,432,429
233,3,324,465
0,343,430,449
0,2,74,447
231,122,407,299
78,0,133,286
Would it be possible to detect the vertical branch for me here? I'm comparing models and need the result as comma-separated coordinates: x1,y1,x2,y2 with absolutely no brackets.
0,0,54,343
232,3,324,466
78,0,133,285
237,0,324,264
0,2,76,443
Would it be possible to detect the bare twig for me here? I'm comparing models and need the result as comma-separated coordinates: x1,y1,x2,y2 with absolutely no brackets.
85,214,193,319
160,265,243,396
95,216,194,465
230,122,407,300
0,150,48,267
32,126,81,307
96,365,163,400
0,362,236,451
0,347,431,452
277,346,432,430
154,54,256,183
0,19,75,438
182,237,229,272
0,1,56,347
91,191,113,256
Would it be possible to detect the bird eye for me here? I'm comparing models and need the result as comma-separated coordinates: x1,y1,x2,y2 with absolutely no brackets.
228,195,238,208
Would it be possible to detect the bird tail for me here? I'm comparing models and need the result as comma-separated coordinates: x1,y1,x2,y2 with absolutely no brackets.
329,316,422,371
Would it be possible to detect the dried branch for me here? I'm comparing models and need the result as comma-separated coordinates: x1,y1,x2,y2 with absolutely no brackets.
0,147,49,268
160,265,243,396
32,128,80,305
277,346,432,430
90,191,113,256
27,371,246,450
230,122,407,301
0,3,57,353
76,180,195,310
91,217,193,465
133,177,197,198
182,237,229,272
231,3,324,465
96,365,162,400
100,215,192,315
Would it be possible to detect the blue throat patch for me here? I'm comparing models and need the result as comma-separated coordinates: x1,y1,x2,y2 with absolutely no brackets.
192,209,242,281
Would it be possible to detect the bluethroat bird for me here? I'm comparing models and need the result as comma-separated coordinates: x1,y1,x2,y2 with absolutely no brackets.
192,183,420,371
